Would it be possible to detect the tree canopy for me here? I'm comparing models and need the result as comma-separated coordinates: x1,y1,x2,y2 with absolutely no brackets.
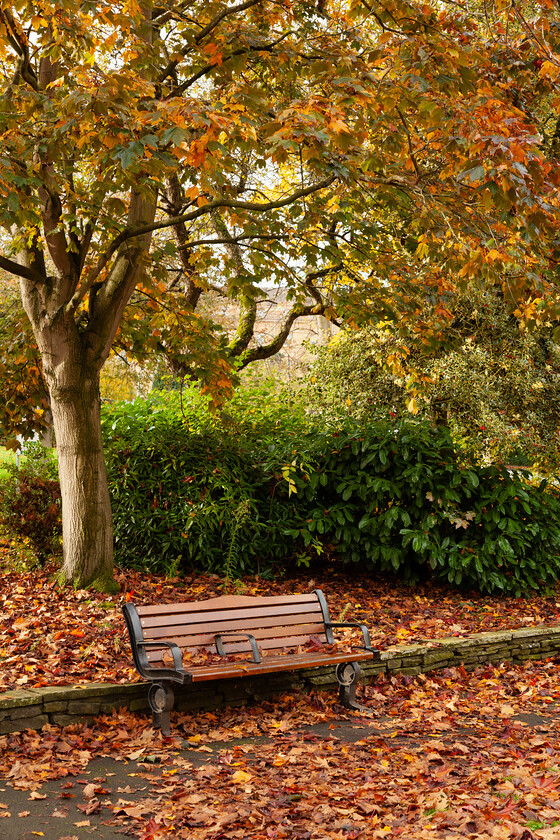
2,0,560,587
305,287,560,470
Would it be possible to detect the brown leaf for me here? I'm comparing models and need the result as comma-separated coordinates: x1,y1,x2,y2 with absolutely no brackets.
77,800,100,815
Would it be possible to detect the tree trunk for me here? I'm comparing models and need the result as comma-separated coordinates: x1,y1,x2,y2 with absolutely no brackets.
49,370,116,591
21,289,118,592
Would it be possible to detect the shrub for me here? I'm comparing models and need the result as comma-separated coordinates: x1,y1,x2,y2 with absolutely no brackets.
101,388,306,576
284,421,560,595
303,289,560,472
0,441,61,563
102,390,560,595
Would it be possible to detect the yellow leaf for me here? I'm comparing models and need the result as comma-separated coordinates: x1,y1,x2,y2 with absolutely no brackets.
406,397,419,414
231,770,253,784
540,60,560,80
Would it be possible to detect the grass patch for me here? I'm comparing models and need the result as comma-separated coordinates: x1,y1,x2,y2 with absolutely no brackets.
0,446,22,481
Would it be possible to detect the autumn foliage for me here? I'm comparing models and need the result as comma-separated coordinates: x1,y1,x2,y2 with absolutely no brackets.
3,0,560,588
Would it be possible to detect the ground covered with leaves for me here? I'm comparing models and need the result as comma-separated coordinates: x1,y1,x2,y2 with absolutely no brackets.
2,662,560,838
1,541,560,691
3,537,560,837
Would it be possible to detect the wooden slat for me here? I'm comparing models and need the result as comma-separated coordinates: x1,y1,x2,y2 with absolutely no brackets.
138,602,322,630
144,647,367,670
141,613,323,640
136,592,319,618
143,625,326,648
187,650,370,681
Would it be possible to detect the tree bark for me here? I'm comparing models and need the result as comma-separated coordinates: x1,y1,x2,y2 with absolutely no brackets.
17,261,118,590
50,370,115,591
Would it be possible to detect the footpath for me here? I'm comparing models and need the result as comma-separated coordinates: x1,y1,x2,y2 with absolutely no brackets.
1,707,559,840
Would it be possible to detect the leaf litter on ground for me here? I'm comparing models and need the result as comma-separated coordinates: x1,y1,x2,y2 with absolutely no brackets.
2,536,560,837
2,663,560,838
0,555,559,692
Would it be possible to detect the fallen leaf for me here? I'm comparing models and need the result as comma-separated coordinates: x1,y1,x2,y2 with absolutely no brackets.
231,770,253,784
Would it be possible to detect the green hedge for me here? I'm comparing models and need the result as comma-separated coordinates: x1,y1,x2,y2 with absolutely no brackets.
101,392,560,595
0,441,61,563
284,422,560,595
101,389,306,576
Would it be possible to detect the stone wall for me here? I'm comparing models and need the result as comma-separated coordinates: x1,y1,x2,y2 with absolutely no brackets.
2,625,559,735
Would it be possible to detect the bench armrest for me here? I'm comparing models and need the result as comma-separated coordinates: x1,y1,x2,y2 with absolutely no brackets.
122,602,191,684
326,621,377,655
215,632,261,663
137,640,185,673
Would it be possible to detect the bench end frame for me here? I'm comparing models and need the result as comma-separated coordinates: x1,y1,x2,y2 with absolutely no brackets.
122,603,190,683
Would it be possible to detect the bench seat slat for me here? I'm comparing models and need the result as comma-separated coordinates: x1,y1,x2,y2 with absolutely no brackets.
180,650,369,681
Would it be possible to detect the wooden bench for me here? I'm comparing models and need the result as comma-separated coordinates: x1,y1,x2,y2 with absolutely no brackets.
123,589,379,734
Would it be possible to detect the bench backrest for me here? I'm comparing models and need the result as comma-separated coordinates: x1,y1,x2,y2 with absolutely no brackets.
125,590,333,667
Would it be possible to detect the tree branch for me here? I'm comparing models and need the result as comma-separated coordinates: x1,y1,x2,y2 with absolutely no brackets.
165,173,201,307
0,254,45,285
232,302,328,367
211,209,257,356
171,232,290,248
158,0,263,83
167,33,293,96
73,175,336,310
0,9,39,90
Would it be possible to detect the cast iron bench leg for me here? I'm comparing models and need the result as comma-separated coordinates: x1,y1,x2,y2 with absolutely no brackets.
335,662,369,712
148,681,175,736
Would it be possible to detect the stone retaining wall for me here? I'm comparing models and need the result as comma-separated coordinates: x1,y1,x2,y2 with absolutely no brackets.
2,624,560,735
